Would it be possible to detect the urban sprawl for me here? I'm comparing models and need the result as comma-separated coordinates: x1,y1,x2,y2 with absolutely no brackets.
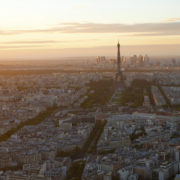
0,50,180,180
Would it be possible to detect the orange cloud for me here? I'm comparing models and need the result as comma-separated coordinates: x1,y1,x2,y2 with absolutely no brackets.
166,18,180,22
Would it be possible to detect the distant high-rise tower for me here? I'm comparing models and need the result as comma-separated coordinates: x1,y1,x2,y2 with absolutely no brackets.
115,42,124,82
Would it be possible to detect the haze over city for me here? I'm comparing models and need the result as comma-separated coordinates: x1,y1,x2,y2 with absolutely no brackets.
0,0,180,59
1,1,180,180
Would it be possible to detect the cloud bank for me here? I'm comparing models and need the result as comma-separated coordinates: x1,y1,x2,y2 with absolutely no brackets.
1,22,180,36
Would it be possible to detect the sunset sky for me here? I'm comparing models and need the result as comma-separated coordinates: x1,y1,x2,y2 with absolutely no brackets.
0,0,180,59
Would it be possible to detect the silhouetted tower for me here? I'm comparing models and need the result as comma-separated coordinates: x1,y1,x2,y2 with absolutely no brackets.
117,42,121,72
115,42,124,81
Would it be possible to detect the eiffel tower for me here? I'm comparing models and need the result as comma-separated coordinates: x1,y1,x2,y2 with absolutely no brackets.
115,42,125,83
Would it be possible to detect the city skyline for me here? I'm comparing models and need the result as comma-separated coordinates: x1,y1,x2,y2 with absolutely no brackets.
0,0,180,59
